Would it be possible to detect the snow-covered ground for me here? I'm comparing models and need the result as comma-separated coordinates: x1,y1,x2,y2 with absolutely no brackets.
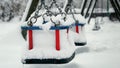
0,17,120,68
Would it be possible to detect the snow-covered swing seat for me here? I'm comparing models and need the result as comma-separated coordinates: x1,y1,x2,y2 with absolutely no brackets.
21,12,76,64
64,11,87,46
67,14,87,46
63,0,87,46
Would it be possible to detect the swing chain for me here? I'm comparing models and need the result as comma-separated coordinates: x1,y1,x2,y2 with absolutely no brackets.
34,0,47,17
27,0,64,26
49,0,63,15
69,2,78,23
34,4,42,17
27,0,47,26
50,18,60,26
27,2,43,26
27,16,38,26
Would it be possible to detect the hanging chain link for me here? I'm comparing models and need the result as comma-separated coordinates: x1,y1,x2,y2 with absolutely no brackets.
27,0,45,26
69,2,77,22
69,2,80,24
49,0,63,15
27,0,65,26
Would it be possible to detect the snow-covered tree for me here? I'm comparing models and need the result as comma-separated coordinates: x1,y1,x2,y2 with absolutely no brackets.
0,0,28,22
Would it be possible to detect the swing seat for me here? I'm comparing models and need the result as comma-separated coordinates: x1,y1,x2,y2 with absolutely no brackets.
22,53,75,64
69,23,87,46
21,26,75,64
75,42,87,46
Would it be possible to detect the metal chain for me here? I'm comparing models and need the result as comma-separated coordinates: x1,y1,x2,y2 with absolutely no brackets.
48,0,63,14
34,4,42,17
50,18,60,26
27,0,64,26
69,2,78,23
54,0,62,13
27,0,46,26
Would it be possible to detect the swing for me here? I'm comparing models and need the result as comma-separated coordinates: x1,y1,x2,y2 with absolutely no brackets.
67,0,98,45
21,0,75,64
65,0,87,46
21,25,75,64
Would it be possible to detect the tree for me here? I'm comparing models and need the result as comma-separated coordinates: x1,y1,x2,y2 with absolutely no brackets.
0,0,28,22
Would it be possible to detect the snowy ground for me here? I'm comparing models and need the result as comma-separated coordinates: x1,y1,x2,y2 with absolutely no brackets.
0,17,120,68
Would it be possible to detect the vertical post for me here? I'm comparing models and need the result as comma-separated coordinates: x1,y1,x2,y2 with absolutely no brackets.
76,25,79,33
29,30,33,50
55,30,60,51
81,0,88,16
88,0,98,24
85,0,93,18
67,29,69,33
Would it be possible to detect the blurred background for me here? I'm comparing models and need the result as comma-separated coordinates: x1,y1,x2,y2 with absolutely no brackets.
0,0,115,22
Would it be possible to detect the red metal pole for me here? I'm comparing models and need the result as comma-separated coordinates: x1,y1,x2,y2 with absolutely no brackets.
76,25,79,33
28,30,33,50
67,29,69,33
55,30,60,51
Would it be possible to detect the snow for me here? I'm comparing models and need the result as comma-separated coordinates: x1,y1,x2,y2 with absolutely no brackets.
0,18,25,68
69,26,87,43
22,29,75,59
0,17,120,68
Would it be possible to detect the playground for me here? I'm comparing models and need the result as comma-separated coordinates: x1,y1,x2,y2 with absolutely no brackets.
0,17,120,68
0,0,120,68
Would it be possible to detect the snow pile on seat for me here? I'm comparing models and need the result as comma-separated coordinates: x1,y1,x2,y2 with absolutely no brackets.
61,14,86,26
69,27,87,43
67,14,87,44
22,29,75,59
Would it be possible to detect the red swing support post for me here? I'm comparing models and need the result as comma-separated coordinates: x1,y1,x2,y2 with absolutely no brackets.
55,30,60,51
28,30,33,50
76,25,79,33
67,29,69,33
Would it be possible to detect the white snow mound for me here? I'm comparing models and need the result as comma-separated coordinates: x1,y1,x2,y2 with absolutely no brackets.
22,30,75,59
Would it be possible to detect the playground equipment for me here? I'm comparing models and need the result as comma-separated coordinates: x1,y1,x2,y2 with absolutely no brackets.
21,0,76,64
64,0,87,46
110,0,120,21
64,0,99,45
21,24,75,64
21,0,103,64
